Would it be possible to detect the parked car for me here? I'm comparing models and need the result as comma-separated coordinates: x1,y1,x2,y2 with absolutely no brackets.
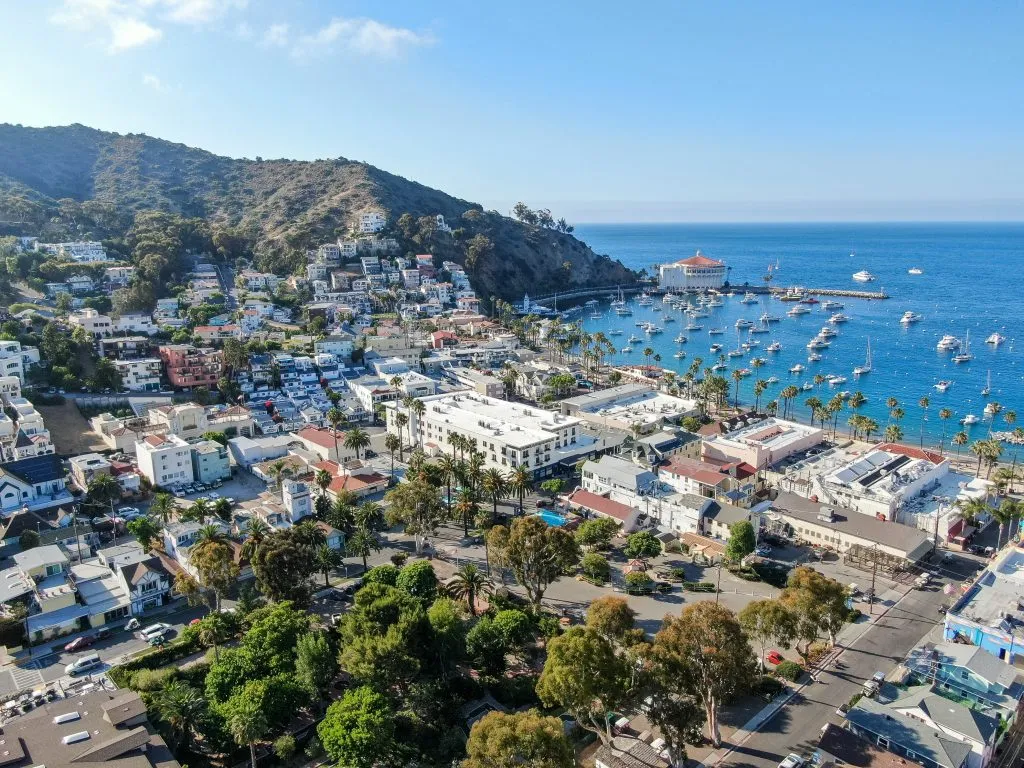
64,635,94,653
755,546,772,556
363,449,377,458
140,622,172,641
766,650,784,665
125,618,141,631
149,635,168,647
64,654,102,677
118,507,142,521
779,754,805,768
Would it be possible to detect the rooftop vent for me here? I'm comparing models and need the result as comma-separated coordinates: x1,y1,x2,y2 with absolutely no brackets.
62,732,90,745
53,713,81,725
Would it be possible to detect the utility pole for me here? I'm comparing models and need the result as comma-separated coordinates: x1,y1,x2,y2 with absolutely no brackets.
869,544,879,616
715,558,723,604
933,499,942,555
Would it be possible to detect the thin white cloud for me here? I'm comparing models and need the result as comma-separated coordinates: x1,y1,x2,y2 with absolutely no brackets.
234,20,252,39
109,16,162,50
142,73,166,90
49,0,247,52
261,23,289,48
294,16,433,58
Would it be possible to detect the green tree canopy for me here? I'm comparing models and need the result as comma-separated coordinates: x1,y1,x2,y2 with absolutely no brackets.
462,710,574,768
726,520,757,562
318,686,398,768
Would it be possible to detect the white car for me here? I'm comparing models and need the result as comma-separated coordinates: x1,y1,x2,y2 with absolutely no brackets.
140,623,172,641
779,754,805,768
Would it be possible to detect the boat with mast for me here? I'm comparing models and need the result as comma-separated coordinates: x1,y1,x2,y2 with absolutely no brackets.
952,331,973,363
981,370,991,397
853,337,872,376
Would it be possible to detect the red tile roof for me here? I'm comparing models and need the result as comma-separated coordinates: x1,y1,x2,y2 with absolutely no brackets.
660,458,729,487
675,254,724,267
297,426,343,450
566,489,634,522
875,442,945,465
328,472,388,494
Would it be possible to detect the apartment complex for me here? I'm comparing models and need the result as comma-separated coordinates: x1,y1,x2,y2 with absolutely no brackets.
158,345,223,388
135,434,194,487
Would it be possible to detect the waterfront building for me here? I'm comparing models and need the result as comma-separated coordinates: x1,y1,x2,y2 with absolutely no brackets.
658,251,727,291
386,391,595,477
945,547,1024,664
702,414,824,470
559,382,699,435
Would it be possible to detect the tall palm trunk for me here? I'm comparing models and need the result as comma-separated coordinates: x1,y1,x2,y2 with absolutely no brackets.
249,742,257,768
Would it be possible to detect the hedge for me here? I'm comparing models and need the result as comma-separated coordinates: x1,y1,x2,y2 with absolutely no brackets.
108,633,204,688
775,660,803,682
682,581,717,592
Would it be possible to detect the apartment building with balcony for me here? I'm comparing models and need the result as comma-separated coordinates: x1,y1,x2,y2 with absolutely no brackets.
158,345,223,389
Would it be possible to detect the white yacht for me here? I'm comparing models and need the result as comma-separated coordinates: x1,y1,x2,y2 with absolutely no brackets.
852,270,875,282
621,346,633,353
828,374,847,385
664,315,676,323
750,323,770,334
707,296,724,308
934,380,952,392
807,352,822,362
760,312,781,323
712,362,728,371
674,333,688,344
608,329,623,336
738,368,752,377
735,318,754,328
802,381,813,391
589,312,603,319
787,305,811,316
740,292,759,304
807,336,831,349
982,370,991,397
685,321,703,331
751,357,767,366
766,376,780,384
628,334,641,343
908,267,923,275
728,348,745,358
952,331,973,363
637,293,654,306
962,414,980,426
662,294,675,303
644,323,664,335
829,313,850,324
673,351,686,359
818,326,837,338
822,300,844,310
652,305,662,312
900,311,923,324
789,363,805,373
853,337,872,376
767,341,782,352
615,306,633,316
986,332,1006,346
984,402,999,417
708,327,725,335
936,334,961,351
710,343,723,353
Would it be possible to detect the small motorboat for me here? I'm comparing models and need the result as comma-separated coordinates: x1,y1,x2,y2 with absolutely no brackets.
790,363,805,373
962,414,980,425
767,341,782,352
934,380,952,392
908,267,923,275
986,333,1006,346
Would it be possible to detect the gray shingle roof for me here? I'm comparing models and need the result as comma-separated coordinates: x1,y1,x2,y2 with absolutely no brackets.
846,696,973,768
889,684,998,744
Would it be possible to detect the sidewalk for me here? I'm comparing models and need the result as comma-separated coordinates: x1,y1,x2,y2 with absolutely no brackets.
697,582,912,768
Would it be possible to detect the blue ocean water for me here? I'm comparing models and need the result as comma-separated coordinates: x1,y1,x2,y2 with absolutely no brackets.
572,223,1024,446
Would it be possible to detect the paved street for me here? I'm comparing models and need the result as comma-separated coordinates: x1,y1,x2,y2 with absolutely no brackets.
712,564,968,768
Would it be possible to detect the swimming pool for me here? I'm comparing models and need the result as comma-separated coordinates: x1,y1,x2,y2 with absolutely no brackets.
534,510,568,527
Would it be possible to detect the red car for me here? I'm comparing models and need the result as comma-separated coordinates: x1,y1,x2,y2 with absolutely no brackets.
189,618,202,626
64,635,94,653
766,650,784,665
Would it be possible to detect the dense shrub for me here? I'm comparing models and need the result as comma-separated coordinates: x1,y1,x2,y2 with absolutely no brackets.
775,660,803,682
624,571,653,594
273,735,297,761
751,561,791,588
752,675,785,699
131,667,179,691
682,581,716,592
492,674,541,709
363,564,400,586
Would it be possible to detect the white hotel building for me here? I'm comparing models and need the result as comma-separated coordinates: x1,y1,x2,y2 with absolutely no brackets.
385,392,595,477
658,251,728,291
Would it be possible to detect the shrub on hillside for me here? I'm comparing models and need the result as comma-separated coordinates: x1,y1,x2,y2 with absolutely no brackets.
775,660,803,682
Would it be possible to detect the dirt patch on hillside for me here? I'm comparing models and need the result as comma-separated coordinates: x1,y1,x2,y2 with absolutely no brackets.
37,401,107,455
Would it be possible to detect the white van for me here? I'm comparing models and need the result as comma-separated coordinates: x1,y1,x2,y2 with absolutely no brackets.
64,653,102,676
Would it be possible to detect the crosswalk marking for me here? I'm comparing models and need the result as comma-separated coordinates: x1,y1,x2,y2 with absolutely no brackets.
9,663,43,692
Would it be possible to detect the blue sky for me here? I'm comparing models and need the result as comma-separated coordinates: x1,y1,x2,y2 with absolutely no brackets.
2,1,1023,222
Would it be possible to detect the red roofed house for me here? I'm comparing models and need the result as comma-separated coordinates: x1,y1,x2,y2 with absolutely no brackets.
314,460,389,499
658,250,727,290
430,330,459,350
565,488,641,532
660,456,760,507
295,426,349,463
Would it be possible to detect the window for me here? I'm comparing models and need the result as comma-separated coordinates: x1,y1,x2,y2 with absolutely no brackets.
877,737,889,748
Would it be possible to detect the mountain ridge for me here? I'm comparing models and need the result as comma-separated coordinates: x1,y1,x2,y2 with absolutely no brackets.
0,123,638,304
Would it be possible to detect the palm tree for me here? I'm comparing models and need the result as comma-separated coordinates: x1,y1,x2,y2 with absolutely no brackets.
212,497,233,522
437,454,458,509
87,473,121,516
354,501,385,532
938,408,953,455
753,379,768,412
951,430,969,461
918,396,930,448
481,467,508,523
731,369,743,408
345,526,380,571
394,413,409,458
344,426,371,460
150,492,176,524
241,518,272,561
384,432,401,481
184,497,210,522
268,459,290,499
315,468,333,499
409,398,426,448
454,488,479,537
326,407,346,461
862,417,880,442
314,544,342,587
994,467,1020,496
447,563,492,615
780,386,799,420
152,681,206,753
805,396,823,426
508,464,533,515
999,498,1024,547
849,391,867,410
227,698,267,768
884,424,904,443
970,440,988,478
956,497,991,527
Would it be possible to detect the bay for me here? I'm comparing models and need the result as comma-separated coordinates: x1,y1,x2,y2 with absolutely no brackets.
571,222,1024,449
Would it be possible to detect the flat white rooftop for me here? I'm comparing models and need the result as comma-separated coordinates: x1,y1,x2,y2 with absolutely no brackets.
418,392,583,449
712,416,821,450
